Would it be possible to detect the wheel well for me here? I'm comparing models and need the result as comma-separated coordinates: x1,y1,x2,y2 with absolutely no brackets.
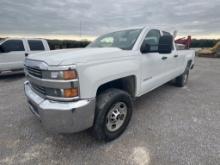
96,76,136,97
187,60,192,69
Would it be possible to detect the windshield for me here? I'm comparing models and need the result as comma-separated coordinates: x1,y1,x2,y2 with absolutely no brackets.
0,38,6,44
87,29,142,50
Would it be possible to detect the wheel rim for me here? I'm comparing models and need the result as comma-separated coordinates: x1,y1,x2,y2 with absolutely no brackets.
106,102,128,132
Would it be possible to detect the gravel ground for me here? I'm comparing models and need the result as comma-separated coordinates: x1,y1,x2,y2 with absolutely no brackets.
0,57,219,165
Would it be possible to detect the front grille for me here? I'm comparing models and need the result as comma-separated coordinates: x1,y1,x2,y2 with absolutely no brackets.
26,66,42,78
30,83,46,95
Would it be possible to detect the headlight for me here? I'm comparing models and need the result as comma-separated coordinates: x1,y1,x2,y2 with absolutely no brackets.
42,69,79,99
45,70,77,80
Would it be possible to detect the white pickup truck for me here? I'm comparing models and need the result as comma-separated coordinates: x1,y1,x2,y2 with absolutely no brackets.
0,38,50,75
24,27,195,141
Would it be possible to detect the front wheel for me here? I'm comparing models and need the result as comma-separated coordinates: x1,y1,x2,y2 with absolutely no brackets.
92,88,133,141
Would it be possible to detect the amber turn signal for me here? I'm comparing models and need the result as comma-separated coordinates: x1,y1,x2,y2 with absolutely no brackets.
63,70,77,80
64,88,78,97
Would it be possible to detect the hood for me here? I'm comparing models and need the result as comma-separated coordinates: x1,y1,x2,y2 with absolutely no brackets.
27,48,127,66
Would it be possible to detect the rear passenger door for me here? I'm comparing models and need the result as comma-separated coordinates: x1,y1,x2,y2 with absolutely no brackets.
162,31,185,79
0,39,26,71
27,40,46,55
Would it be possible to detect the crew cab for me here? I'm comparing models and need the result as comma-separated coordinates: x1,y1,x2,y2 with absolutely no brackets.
24,27,195,141
0,38,50,75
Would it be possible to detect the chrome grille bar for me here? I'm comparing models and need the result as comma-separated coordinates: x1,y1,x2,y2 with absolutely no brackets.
30,83,46,95
25,66,42,78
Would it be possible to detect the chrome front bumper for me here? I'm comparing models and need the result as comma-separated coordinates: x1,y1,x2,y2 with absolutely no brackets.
24,81,96,133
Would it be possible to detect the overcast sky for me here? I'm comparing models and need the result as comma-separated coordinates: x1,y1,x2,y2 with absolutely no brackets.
0,0,220,40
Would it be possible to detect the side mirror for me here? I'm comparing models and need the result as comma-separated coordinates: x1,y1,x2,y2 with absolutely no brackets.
158,35,173,54
140,42,150,53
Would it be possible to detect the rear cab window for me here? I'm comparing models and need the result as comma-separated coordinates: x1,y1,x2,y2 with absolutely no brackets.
0,40,25,52
28,40,45,51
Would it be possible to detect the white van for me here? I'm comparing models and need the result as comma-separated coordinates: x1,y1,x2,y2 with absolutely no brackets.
0,38,50,74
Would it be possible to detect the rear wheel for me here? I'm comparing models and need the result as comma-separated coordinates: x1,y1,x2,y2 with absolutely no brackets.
93,88,133,141
175,70,189,87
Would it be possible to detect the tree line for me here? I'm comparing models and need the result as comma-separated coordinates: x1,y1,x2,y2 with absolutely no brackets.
191,39,219,48
47,39,90,50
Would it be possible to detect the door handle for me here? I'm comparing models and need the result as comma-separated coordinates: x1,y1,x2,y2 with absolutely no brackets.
25,53,29,57
161,56,168,60
174,54,178,58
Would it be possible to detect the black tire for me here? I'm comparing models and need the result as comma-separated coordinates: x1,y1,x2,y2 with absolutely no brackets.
92,88,133,141
175,70,189,87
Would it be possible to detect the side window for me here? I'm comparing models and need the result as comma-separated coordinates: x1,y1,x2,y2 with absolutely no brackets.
1,40,25,52
142,29,161,52
28,40,45,51
100,37,114,47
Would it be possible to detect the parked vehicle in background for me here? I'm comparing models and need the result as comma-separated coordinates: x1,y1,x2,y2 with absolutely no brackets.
0,38,50,75
24,27,195,141
175,36,192,49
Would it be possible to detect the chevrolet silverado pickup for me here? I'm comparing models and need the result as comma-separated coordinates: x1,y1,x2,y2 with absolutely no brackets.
24,27,195,141
0,38,50,75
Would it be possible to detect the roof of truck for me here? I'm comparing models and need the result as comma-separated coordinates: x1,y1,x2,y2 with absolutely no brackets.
106,26,173,34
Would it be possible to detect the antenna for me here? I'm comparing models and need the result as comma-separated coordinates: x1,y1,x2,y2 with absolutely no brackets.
173,30,178,38
80,20,82,40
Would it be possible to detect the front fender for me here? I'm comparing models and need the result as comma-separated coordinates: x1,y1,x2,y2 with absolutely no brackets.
78,59,141,99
